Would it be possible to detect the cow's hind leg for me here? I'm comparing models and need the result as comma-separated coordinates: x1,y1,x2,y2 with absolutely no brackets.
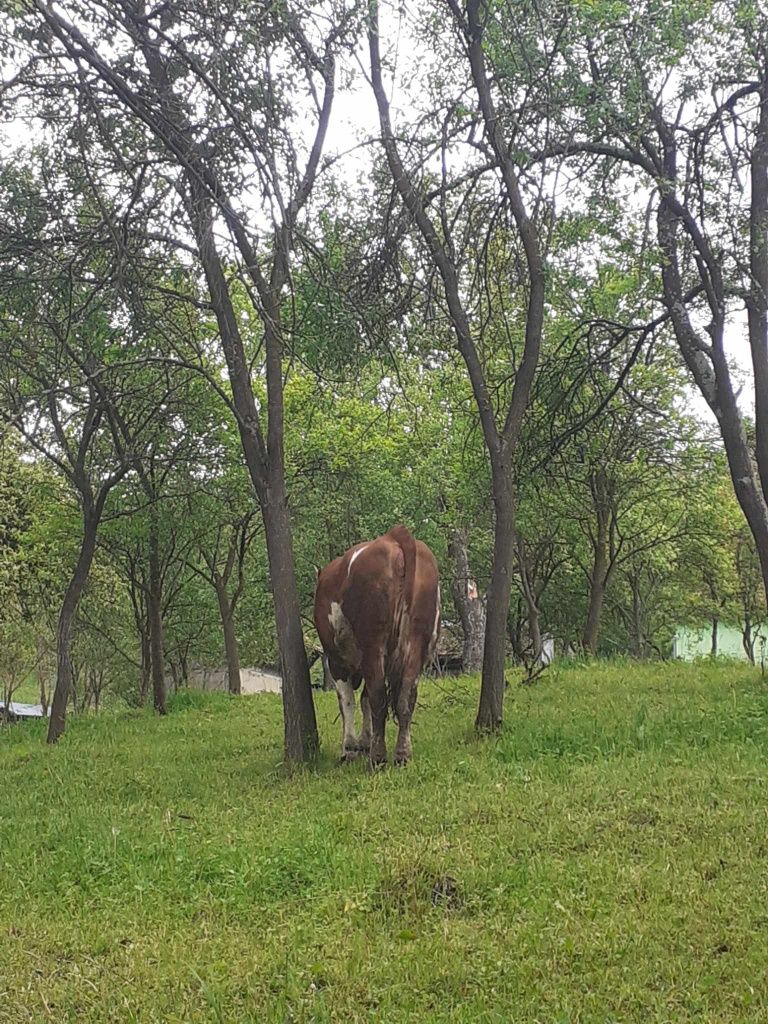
359,690,372,754
334,677,359,761
363,656,387,768
394,653,422,765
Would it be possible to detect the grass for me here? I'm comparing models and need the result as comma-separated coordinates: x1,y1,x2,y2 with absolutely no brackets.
2,660,768,1023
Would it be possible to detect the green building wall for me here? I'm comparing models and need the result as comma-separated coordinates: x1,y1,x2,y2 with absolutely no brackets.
672,623,768,662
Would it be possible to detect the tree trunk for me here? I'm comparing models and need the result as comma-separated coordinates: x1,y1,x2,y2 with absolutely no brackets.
711,617,719,656
629,577,645,658
476,472,515,732
36,635,49,716
507,598,527,663
516,536,543,663
148,513,166,715
369,7,543,734
583,543,608,655
139,619,151,704
527,598,543,663
48,508,99,743
215,583,242,695
714,376,768,606
742,615,756,664
262,490,319,762
582,472,611,655
448,528,486,674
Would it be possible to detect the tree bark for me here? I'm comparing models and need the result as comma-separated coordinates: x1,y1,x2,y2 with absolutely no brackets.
147,511,167,715
476,471,515,731
711,616,719,657
583,550,607,655
742,615,756,664
47,507,99,743
140,619,151,704
582,470,613,654
215,583,242,695
516,536,543,663
448,528,486,673
629,577,646,659
262,489,319,762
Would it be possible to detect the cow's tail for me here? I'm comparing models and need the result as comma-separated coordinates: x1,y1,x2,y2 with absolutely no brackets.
386,524,417,718
387,524,417,613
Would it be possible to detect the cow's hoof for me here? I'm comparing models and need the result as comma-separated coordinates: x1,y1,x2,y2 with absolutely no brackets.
340,748,360,763
368,757,387,772
394,756,410,768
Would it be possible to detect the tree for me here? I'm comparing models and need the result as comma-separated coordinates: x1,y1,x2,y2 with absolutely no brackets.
185,450,261,696
0,149,188,739
368,0,558,729
13,0,361,761
545,1,768,602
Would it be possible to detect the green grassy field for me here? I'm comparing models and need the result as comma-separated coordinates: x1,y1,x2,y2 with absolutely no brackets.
2,661,768,1023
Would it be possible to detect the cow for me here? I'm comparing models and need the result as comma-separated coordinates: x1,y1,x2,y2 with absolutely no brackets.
313,525,440,767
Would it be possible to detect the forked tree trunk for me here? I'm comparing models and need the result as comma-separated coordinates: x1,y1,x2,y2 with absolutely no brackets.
655,113,768,607
148,513,166,715
216,583,242,695
48,508,100,743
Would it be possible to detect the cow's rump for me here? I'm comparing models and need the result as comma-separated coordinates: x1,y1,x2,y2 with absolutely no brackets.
313,525,439,766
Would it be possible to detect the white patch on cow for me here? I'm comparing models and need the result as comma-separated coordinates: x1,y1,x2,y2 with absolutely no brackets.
428,585,441,658
335,676,358,752
328,601,362,670
347,544,368,575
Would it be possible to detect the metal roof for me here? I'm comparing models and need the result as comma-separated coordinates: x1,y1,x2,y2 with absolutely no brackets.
0,701,49,719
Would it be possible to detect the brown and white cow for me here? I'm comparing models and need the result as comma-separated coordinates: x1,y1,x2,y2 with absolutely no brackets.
313,525,440,767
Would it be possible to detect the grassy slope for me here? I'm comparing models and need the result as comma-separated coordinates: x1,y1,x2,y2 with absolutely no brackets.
2,662,768,1023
